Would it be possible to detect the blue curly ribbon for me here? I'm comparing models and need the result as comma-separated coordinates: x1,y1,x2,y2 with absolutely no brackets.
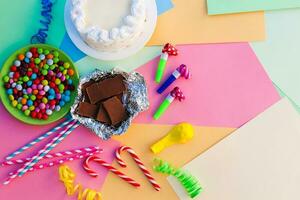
31,0,56,44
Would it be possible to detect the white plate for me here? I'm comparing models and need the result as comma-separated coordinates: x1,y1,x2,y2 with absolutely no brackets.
64,0,157,61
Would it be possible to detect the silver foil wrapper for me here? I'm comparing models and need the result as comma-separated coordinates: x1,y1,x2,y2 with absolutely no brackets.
70,69,149,140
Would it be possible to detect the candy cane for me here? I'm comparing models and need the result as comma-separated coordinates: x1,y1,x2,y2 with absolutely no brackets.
83,155,140,188
1,146,102,167
116,146,161,191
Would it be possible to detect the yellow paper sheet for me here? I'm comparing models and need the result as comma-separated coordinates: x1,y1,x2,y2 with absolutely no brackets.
101,124,235,199
148,0,265,45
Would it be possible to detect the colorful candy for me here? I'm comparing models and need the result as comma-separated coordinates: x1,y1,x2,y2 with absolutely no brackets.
155,43,178,83
157,64,190,94
153,87,185,120
2,47,76,120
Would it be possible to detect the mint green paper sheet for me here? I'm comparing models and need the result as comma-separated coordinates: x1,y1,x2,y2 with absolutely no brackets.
207,0,300,15
251,9,300,112
75,46,162,76
0,0,66,67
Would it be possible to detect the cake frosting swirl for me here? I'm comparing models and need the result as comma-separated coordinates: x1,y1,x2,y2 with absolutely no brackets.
70,0,146,51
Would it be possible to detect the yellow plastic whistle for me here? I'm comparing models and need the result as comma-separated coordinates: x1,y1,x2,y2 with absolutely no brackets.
150,123,194,154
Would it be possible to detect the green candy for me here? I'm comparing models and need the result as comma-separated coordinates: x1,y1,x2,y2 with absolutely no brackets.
37,48,43,54
59,66,64,72
44,49,50,55
41,69,48,76
23,94,29,99
24,109,30,116
65,75,70,79
63,62,70,69
53,51,59,57
17,103,22,110
3,75,9,82
30,95,36,101
58,84,64,91
23,76,29,82
53,57,59,64
43,64,49,70
50,65,56,70
34,58,41,64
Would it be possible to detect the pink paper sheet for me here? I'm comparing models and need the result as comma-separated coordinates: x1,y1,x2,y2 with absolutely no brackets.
0,103,120,200
134,43,280,127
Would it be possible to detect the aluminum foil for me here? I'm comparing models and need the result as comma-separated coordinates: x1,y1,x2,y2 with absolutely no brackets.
70,69,149,140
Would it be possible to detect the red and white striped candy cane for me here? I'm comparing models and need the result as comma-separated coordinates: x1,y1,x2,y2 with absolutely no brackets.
116,146,161,191
83,155,140,188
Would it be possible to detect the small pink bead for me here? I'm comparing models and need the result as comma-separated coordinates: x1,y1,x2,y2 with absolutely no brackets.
39,103,46,110
61,75,66,82
39,90,46,95
35,108,40,112
56,93,61,99
22,105,28,111
32,84,37,90
9,79,14,84
26,88,32,94
46,104,50,109
38,84,43,90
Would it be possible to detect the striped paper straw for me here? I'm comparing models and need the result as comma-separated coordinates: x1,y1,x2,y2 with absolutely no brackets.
3,120,80,185
8,151,101,176
1,146,101,167
5,118,74,160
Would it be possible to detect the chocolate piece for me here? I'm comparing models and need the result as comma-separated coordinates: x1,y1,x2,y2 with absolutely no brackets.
81,80,95,102
86,75,126,104
96,104,111,124
76,102,98,118
85,83,99,104
103,96,127,126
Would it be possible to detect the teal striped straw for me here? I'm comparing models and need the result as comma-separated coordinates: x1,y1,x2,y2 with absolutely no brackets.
3,120,80,185
5,118,74,160
19,120,80,177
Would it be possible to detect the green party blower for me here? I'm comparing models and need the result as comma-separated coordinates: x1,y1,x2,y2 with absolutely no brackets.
153,87,185,120
155,43,178,83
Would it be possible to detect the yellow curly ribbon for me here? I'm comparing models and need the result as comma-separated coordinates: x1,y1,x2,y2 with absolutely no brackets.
59,165,102,200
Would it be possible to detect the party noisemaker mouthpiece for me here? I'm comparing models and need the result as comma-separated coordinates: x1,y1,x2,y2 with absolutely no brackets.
157,64,190,94
153,87,185,120
155,43,178,84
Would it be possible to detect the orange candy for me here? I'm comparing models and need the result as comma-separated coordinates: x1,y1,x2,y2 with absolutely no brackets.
18,54,25,61
21,98,27,105
33,89,39,95
68,69,74,76
46,54,54,59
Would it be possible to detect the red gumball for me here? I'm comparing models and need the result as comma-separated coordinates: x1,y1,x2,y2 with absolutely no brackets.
13,72,20,79
29,62,35,68
42,114,48,120
31,111,37,118
10,65,17,72
30,47,37,53
37,112,43,119
27,71,33,77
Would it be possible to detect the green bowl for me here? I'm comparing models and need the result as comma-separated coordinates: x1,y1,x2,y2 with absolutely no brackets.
0,44,79,125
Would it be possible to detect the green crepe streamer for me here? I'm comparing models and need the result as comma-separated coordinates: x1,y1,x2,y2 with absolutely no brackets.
153,159,203,198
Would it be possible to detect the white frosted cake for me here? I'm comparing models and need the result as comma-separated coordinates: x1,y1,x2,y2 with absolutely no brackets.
70,0,146,51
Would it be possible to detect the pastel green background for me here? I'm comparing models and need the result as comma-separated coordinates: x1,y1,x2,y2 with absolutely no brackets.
207,0,300,14
251,9,300,113
0,0,66,67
